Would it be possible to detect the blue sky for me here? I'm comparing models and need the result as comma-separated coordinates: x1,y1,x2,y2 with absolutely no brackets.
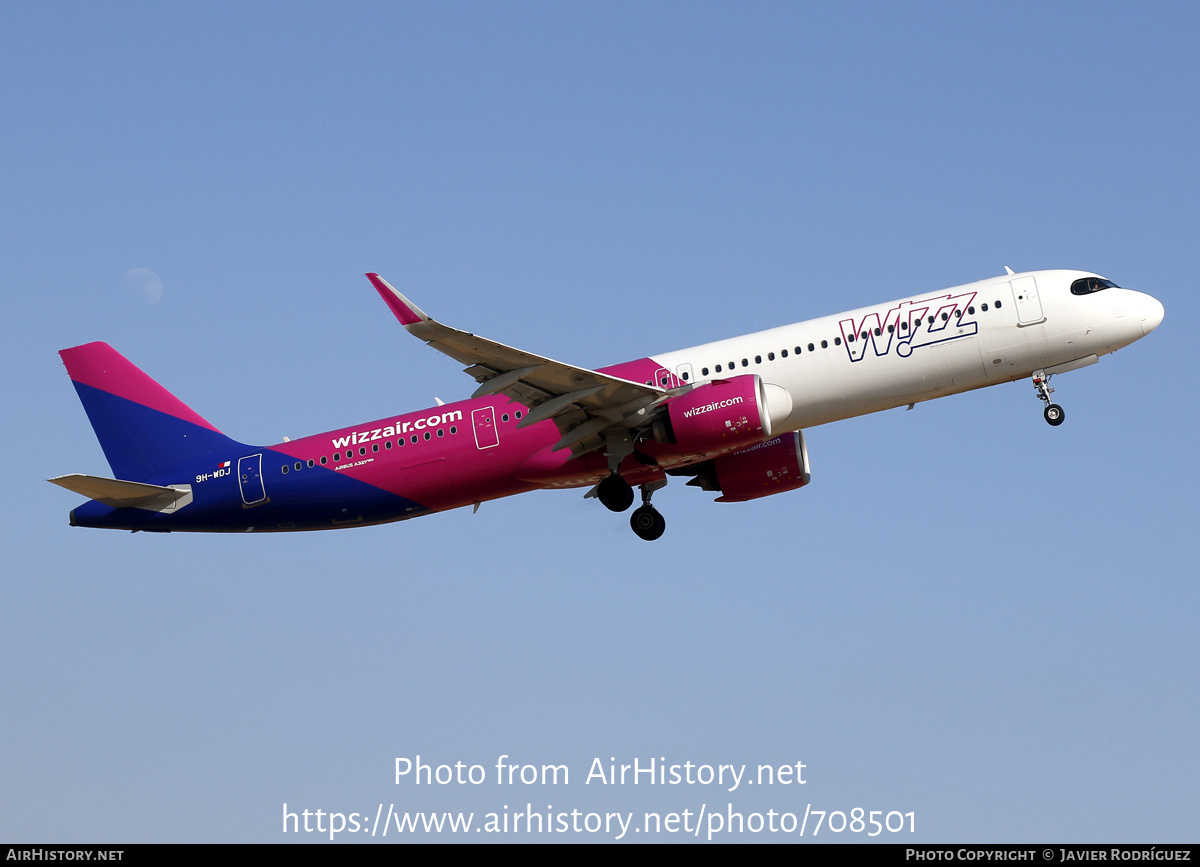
2,1,1197,842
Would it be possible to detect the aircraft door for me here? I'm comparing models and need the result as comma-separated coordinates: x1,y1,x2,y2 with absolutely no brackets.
653,367,682,388
238,454,267,505
472,407,499,449
1010,276,1045,325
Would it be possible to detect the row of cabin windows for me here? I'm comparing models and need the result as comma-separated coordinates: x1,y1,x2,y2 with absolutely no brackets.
281,423,461,473
279,408,531,474
691,300,1006,379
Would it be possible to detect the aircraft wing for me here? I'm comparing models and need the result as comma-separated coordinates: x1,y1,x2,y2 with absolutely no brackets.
367,273,670,453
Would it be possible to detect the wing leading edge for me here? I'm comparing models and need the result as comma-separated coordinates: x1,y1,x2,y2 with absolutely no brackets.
366,273,671,454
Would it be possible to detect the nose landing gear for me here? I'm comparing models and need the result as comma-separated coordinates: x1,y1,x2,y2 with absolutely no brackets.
630,481,667,541
1032,370,1065,426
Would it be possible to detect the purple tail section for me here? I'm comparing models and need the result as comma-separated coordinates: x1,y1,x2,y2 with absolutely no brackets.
60,342,240,482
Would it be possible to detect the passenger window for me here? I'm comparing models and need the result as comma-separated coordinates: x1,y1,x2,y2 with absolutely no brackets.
821,340,828,349
781,349,788,358
321,456,328,465
807,343,815,352
981,303,988,311
702,367,710,375
372,444,379,453
768,352,775,361
282,465,288,474
995,300,1002,308
834,337,841,346
754,355,761,364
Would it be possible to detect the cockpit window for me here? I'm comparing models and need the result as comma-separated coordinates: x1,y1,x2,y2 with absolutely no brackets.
1071,277,1119,295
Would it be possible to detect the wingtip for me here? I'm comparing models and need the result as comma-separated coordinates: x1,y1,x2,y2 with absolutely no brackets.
366,273,427,327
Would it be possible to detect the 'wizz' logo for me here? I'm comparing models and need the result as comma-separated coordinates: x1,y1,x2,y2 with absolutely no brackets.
839,291,979,362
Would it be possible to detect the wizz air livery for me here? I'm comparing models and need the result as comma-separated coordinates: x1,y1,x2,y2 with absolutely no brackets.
51,270,1164,540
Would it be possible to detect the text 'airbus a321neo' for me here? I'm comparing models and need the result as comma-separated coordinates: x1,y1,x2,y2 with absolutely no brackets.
51,269,1164,540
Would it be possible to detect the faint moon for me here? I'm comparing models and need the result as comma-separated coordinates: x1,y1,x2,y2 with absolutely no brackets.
124,267,162,304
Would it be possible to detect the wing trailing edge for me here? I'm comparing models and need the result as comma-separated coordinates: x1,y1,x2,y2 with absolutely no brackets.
365,273,670,455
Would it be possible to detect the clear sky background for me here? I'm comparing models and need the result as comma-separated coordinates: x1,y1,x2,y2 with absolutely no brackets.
2,1,1196,843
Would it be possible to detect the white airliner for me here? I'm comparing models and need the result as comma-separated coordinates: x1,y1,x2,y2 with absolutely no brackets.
53,268,1164,540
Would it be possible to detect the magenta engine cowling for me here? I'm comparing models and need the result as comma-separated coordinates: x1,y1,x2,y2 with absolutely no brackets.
712,431,811,502
664,375,773,451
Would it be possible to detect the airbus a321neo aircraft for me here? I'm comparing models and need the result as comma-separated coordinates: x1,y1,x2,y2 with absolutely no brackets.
51,269,1164,540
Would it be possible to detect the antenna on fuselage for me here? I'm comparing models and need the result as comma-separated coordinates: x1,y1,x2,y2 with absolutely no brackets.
1004,266,1015,275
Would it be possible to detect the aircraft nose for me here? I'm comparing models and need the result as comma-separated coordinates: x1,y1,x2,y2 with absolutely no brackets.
1141,295,1165,336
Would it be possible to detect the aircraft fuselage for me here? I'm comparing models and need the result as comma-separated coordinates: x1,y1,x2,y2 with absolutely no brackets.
56,269,1164,537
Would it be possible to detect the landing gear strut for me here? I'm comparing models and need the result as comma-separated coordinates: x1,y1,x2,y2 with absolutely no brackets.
630,481,667,541
1032,370,1065,426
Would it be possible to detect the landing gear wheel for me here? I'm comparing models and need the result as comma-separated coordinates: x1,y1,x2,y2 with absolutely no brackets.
1032,371,1065,427
630,505,666,541
597,474,635,512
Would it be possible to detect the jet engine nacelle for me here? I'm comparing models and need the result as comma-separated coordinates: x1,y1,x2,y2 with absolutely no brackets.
659,374,791,452
712,430,811,502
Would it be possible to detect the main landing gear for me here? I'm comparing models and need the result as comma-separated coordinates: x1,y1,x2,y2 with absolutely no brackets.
1032,370,1065,426
594,474,667,540
630,481,667,542
597,473,635,512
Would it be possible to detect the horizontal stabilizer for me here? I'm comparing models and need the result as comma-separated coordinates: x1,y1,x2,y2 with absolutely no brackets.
48,474,193,512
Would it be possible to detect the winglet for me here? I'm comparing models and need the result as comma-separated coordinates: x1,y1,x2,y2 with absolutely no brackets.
366,273,429,328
